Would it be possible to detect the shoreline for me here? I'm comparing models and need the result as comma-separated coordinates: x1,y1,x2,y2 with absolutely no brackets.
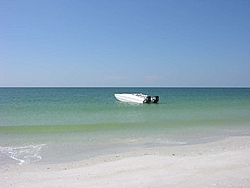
1,136,250,187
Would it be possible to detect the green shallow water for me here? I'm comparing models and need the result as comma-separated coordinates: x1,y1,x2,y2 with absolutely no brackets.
0,87,250,164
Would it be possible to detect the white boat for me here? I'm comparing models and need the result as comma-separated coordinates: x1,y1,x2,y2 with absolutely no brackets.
114,93,159,104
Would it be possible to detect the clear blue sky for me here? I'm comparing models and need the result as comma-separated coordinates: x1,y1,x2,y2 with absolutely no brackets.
1,0,249,87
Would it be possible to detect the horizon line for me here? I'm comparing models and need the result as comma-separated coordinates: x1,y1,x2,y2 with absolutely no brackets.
0,86,250,88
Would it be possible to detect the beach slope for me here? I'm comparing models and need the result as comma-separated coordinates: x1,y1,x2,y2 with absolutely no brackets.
1,136,250,188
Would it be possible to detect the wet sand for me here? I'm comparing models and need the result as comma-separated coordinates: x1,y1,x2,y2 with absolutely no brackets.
1,136,250,188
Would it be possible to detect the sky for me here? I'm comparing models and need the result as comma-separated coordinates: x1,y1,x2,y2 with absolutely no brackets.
0,0,250,87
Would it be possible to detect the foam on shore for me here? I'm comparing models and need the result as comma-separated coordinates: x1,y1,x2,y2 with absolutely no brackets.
0,144,45,165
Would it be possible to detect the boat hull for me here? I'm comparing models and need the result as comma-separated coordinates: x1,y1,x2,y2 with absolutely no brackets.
114,94,146,103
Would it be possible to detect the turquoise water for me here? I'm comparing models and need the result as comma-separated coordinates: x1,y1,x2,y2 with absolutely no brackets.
0,88,250,164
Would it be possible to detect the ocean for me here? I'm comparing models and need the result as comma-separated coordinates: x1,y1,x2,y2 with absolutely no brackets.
0,87,250,165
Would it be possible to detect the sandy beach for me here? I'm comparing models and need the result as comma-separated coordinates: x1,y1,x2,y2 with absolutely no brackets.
1,136,250,188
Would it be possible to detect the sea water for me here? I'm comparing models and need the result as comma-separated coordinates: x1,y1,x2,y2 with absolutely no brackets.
0,87,250,165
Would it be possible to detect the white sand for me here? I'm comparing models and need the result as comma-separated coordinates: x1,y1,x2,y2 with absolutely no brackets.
1,136,250,188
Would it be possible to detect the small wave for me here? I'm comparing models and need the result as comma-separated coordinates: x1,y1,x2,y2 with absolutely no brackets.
0,144,46,165
110,137,187,146
152,138,187,145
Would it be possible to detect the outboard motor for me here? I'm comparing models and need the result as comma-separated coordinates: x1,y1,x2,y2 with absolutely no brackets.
151,96,159,103
143,96,151,103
